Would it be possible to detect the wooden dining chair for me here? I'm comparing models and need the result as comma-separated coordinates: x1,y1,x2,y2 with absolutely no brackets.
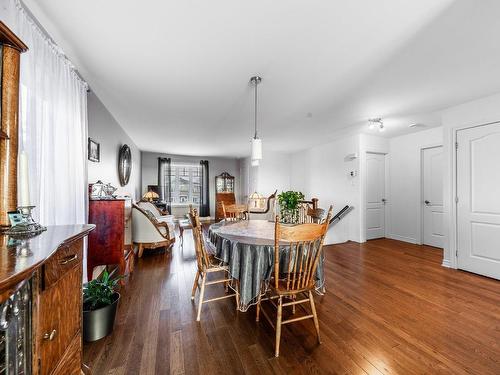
189,207,238,321
297,198,326,223
222,202,248,221
256,206,333,357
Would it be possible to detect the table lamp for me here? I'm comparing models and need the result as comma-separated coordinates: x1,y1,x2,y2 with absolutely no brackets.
142,191,159,202
249,191,264,209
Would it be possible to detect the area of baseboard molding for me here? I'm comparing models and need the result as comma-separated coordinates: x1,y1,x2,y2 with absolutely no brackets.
441,259,452,268
387,234,418,244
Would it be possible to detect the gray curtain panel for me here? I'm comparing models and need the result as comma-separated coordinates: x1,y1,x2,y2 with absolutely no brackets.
199,160,210,217
157,157,172,213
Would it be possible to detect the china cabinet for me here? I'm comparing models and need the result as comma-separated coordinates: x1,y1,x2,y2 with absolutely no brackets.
215,172,235,221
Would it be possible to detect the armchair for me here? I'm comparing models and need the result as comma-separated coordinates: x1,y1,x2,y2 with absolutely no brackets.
132,203,175,257
137,201,172,222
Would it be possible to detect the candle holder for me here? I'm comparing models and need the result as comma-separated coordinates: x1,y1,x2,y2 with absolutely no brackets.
5,206,47,237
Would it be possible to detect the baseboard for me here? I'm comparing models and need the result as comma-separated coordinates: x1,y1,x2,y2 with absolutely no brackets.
441,259,452,268
387,234,418,244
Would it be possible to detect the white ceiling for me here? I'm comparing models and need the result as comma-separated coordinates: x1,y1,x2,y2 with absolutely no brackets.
23,0,500,157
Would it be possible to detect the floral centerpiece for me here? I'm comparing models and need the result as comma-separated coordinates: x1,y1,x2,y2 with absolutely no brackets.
277,191,304,224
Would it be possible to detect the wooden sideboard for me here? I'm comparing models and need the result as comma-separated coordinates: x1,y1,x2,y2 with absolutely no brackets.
87,199,132,282
0,224,94,374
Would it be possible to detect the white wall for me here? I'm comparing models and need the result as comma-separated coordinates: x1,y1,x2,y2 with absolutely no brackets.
387,127,443,244
87,92,142,200
290,135,361,245
239,150,292,202
441,92,500,268
141,151,240,217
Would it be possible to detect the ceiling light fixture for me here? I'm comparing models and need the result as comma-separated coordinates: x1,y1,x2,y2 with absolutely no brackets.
368,118,384,132
250,76,262,165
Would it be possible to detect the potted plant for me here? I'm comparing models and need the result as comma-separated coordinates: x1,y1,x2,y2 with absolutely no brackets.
277,191,305,224
83,270,121,342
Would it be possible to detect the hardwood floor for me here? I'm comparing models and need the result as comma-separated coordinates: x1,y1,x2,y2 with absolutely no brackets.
84,235,500,375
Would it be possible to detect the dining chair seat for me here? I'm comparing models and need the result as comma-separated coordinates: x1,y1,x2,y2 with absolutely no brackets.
267,277,313,296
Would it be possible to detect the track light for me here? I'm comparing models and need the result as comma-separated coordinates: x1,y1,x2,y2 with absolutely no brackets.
368,118,384,132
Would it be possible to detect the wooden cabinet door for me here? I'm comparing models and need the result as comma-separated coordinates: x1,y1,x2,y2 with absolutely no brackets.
51,335,82,375
37,263,82,375
87,200,125,281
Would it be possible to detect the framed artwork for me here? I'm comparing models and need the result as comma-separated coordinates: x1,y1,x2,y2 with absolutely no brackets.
7,211,24,227
88,138,100,162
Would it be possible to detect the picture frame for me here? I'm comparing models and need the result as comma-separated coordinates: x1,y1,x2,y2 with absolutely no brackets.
88,138,100,162
7,211,24,227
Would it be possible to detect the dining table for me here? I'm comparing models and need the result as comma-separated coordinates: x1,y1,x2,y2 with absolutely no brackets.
208,219,326,312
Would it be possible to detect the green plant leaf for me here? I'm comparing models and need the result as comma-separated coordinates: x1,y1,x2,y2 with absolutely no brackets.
277,191,304,210
83,270,123,310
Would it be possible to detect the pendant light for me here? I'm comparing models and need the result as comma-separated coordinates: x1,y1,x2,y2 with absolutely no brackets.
250,76,262,164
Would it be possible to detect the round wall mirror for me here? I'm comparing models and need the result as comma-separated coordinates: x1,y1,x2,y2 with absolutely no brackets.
118,144,132,186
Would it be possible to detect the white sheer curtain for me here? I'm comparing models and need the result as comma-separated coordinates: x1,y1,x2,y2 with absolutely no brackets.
1,0,88,225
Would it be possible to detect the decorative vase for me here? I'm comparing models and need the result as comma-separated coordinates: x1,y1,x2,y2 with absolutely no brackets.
83,292,120,342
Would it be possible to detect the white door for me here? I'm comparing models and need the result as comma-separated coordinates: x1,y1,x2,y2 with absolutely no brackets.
422,146,444,248
457,122,500,280
366,153,386,240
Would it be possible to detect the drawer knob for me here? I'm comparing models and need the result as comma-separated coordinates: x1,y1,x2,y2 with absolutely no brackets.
59,254,78,265
43,329,57,341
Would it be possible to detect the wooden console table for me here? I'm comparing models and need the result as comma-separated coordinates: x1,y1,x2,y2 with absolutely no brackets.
0,224,94,374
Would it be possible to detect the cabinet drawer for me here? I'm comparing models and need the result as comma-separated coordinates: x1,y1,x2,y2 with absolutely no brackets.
51,334,82,375
44,239,83,288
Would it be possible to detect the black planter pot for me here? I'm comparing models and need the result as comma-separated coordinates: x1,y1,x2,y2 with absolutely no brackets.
83,292,120,342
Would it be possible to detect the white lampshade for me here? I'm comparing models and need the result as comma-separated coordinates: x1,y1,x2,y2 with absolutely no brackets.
251,159,260,167
251,137,262,161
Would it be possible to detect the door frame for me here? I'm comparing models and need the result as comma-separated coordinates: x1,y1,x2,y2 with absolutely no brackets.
419,144,443,245
362,151,389,242
447,120,500,269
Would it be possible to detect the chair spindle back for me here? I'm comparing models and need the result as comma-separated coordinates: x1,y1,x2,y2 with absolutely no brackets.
274,206,333,291
222,202,248,221
188,207,210,272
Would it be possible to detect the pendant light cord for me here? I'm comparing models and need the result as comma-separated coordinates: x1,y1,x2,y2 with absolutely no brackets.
254,79,258,139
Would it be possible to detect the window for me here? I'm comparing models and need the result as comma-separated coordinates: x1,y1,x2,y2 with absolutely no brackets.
169,163,201,205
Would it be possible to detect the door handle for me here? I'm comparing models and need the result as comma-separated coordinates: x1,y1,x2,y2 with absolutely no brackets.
59,254,78,265
424,200,430,205
381,198,387,203
43,329,57,341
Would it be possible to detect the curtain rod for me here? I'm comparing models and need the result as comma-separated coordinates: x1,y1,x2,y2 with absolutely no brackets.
18,0,89,90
